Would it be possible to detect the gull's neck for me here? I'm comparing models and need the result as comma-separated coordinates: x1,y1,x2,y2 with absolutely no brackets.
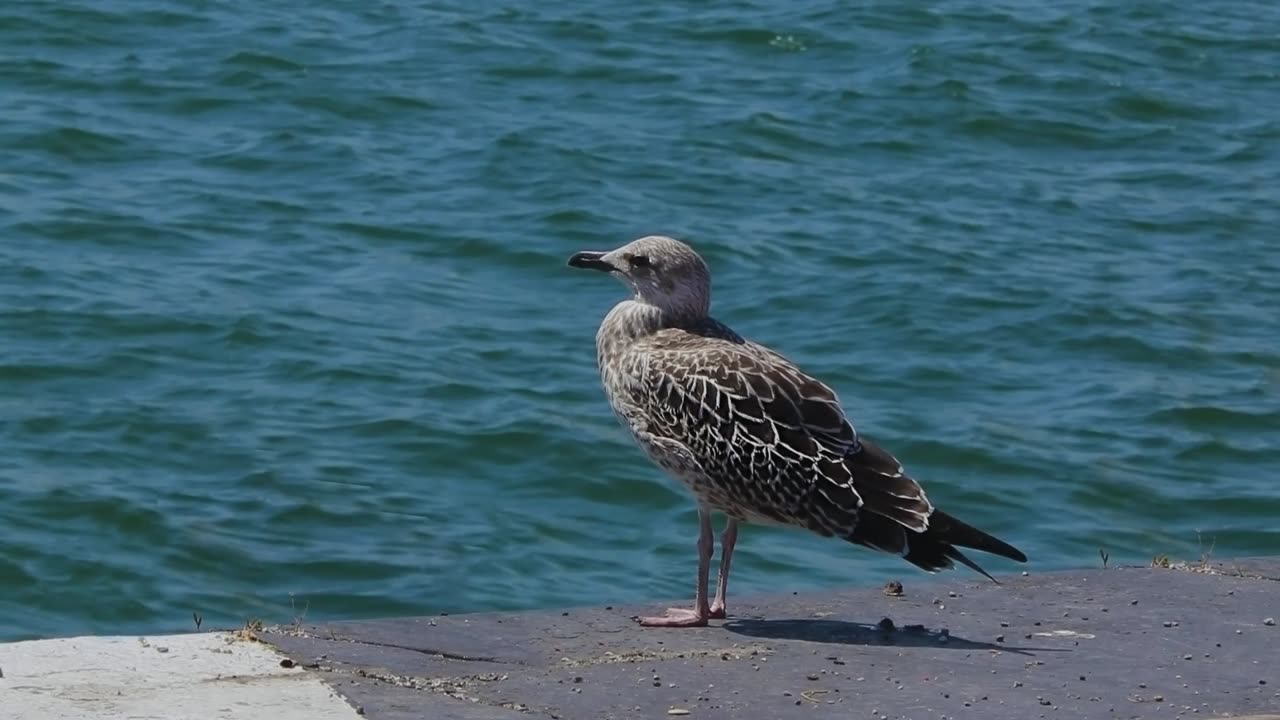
597,299,661,353
596,299,703,367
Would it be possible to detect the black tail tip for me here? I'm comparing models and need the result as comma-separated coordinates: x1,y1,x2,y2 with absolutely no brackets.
946,547,1001,583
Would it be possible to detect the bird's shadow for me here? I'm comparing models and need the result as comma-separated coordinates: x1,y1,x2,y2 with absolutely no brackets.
722,618,1061,657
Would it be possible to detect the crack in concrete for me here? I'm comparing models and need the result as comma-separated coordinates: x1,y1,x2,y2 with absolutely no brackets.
313,664,511,705
310,663,583,719
555,643,774,668
1161,562,1280,582
271,625,515,664
340,637,514,665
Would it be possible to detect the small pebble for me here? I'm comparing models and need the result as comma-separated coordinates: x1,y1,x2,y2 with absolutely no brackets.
1163,621,1180,628
996,635,1005,643
999,621,1009,627
667,710,690,716
1265,618,1276,626
573,676,582,684
883,580,904,596
279,658,295,668
1131,599,1139,605
1183,654,1193,660
1013,682,1022,688
1154,695,1164,702
948,591,958,598
807,674,819,681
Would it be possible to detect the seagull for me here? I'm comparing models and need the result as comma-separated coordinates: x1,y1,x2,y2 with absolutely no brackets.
568,235,1027,627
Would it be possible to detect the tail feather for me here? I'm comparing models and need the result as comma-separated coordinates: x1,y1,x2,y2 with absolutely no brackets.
884,509,1027,583
838,438,1027,581
943,546,999,583
926,509,1027,563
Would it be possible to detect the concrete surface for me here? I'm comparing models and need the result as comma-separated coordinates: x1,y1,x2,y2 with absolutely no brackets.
0,630,364,720
260,559,1280,720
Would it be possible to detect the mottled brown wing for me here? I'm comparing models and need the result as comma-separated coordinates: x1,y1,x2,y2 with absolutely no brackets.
632,329,936,538
745,340,935,533
842,437,933,533
635,331,857,457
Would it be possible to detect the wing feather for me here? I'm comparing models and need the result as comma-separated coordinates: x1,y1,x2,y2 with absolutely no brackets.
844,438,934,532
629,328,938,536
614,323,1025,578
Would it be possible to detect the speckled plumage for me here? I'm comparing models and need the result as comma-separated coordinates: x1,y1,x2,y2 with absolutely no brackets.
569,236,1026,625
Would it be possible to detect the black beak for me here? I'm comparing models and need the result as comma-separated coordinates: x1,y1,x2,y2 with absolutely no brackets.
567,251,614,272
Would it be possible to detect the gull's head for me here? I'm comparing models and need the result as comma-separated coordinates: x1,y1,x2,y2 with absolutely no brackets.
568,235,712,318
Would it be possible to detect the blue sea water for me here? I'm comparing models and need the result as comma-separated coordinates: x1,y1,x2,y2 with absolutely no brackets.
1,1,1277,641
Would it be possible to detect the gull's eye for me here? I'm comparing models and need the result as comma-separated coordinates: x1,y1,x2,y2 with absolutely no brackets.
630,254,651,268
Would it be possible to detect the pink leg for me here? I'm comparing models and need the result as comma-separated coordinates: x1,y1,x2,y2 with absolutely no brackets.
637,507,713,627
709,518,738,619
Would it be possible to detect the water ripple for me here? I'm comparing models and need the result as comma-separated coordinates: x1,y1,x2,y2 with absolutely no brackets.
1,0,1277,641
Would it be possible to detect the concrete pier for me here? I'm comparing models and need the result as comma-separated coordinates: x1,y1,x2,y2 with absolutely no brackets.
0,630,363,719
2,558,1277,719
262,558,1279,720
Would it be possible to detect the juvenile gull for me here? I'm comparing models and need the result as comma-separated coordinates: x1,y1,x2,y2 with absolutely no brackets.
568,235,1028,627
